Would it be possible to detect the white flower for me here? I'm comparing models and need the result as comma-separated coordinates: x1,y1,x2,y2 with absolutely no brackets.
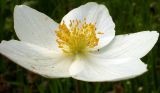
0,2,159,82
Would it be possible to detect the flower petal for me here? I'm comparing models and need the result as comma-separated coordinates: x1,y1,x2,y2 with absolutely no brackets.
62,2,115,49
70,54,147,82
93,31,159,58
0,40,73,78
14,5,59,50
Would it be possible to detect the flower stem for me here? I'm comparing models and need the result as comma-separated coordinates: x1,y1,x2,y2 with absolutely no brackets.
75,80,81,93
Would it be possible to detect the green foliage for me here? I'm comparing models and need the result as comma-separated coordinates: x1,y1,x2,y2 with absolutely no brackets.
0,0,160,93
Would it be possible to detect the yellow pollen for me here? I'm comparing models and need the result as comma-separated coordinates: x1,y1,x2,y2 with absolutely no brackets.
97,31,104,35
56,19,100,54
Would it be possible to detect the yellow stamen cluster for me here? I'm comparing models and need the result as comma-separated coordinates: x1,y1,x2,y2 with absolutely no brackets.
56,19,99,54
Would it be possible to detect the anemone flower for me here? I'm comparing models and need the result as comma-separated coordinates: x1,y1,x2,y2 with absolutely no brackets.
0,2,159,82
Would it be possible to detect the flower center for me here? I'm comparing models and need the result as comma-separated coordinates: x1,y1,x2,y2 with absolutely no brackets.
56,18,100,54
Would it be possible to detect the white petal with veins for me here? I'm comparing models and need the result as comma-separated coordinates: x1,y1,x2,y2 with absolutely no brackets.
93,31,159,58
0,40,72,78
14,5,59,50
70,54,147,82
62,2,115,49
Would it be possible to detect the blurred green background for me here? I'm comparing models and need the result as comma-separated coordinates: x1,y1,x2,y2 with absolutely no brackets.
0,0,160,93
